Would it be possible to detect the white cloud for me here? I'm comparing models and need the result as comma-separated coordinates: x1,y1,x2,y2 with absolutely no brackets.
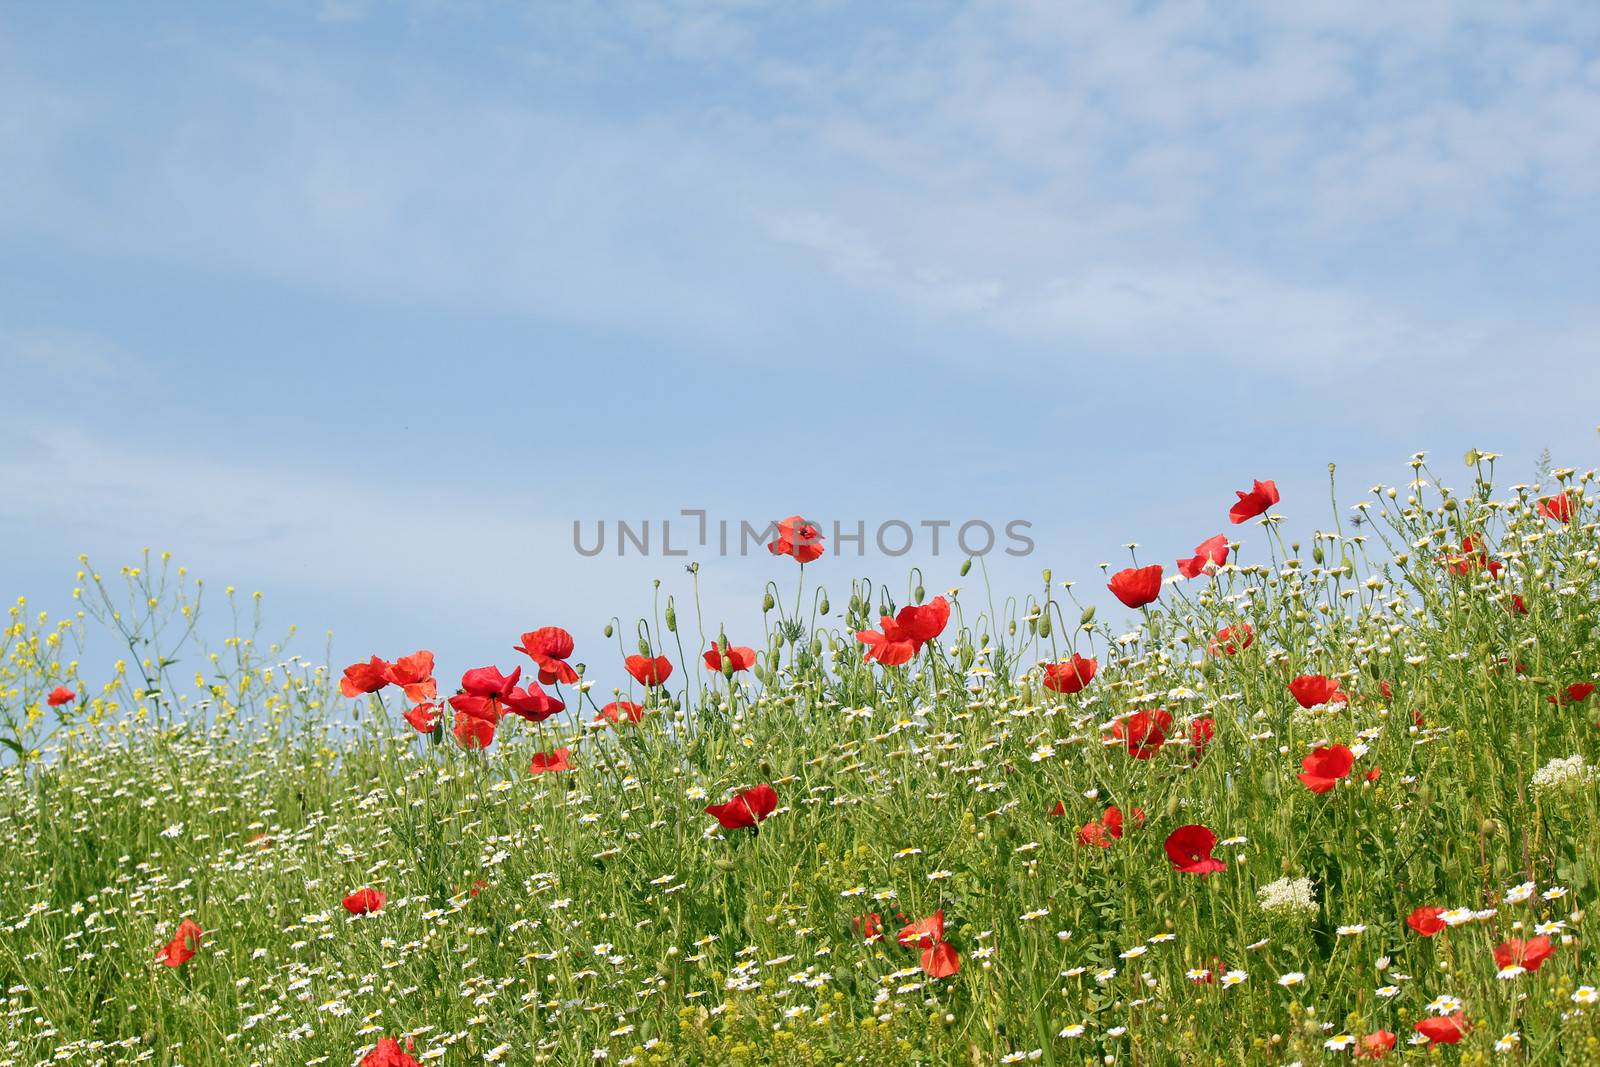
3,329,124,377
0,1,1596,383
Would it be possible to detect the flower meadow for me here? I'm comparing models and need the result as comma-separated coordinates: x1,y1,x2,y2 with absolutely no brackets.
4,453,1600,1066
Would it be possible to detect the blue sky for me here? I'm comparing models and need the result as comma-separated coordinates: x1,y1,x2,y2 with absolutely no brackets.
2,1,1598,677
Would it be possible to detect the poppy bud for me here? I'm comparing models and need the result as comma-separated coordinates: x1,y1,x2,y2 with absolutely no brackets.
1165,794,1181,817
914,585,925,602
1312,544,1324,564
960,559,972,577
1008,620,1016,636
1080,606,1096,626
819,596,829,615
604,623,614,638
638,638,651,656
665,601,677,633
1042,568,1051,584
810,638,822,659
762,592,775,613
1037,614,1051,638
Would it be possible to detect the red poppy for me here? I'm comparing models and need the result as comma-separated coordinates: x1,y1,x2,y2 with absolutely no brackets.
1177,534,1229,579
625,654,673,687
1288,674,1348,708
448,667,518,745
1103,805,1144,837
857,615,921,666
1507,593,1529,616
1380,679,1394,701
896,596,951,643
450,700,499,750
340,656,392,698
1048,800,1067,818
383,651,436,703
155,918,203,967
596,700,644,725
360,1038,422,1067
857,597,951,665
530,748,573,775
767,515,825,564
460,665,520,699
46,685,76,707
1042,654,1097,694
1229,479,1280,524
1355,1030,1396,1059
897,911,945,948
1365,766,1381,782
1079,805,1143,845
1494,935,1556,972
1406,905,1445,937
1440,535,1502,578
1108,564,1164,609
1188,716,1216,759
1164,824,1227,875
343,888,386,915
1538,494,1574,523
921,940,961,978
1549,682,1596,706
1110,709,1173,759
1414,1014,1466,1046
1297,744,1355,794
1208,624,1253,656
513,627,579,685
705,784,779,830
402,703,439,733
502,683,564,723
852,913,883,941
704,642,757,673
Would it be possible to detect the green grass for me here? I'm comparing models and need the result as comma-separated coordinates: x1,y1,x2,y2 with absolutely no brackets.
3,453,1600,1066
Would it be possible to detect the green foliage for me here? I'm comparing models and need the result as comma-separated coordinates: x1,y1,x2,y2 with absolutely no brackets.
2,457,1599,1064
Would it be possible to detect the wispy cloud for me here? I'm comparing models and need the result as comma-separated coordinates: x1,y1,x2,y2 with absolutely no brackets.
3,328,124,378
2,1,1596,377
